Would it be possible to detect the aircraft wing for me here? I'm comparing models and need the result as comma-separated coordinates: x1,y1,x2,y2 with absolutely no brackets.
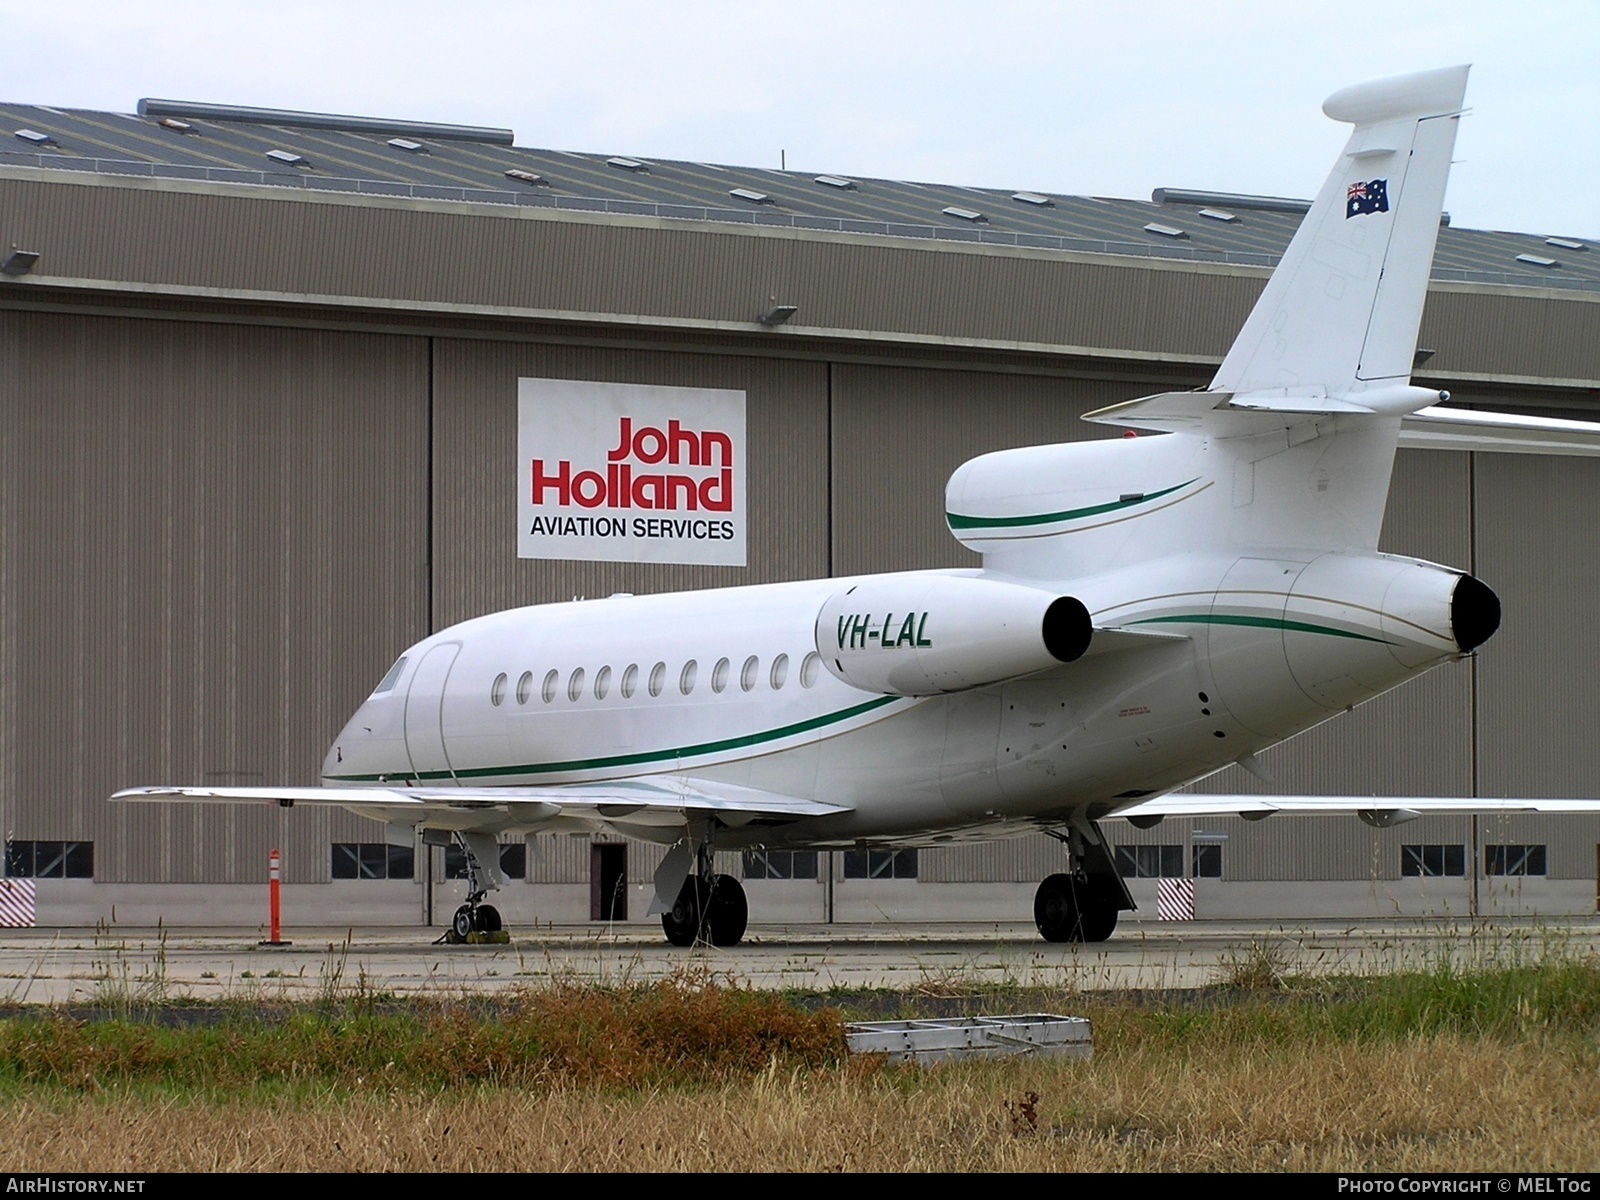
1397,406,1600,456
113,777,851,833
1113,794,1600,828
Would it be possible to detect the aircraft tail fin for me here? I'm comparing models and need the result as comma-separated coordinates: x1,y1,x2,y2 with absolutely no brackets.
1211,66,1468,400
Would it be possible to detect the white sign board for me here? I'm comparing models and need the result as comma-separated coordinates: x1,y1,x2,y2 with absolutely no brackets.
518,378,747,566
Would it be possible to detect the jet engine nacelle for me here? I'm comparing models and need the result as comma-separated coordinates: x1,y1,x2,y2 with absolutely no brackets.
815,575,1092,696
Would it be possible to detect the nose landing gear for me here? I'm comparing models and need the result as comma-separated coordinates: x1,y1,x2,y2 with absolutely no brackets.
437,833,511,945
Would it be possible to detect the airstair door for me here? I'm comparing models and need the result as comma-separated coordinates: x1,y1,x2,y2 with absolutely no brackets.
404,642,461,781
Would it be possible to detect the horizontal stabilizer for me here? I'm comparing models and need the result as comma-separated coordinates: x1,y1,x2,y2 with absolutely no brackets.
1115,794,1600,825
1399,406,1600,456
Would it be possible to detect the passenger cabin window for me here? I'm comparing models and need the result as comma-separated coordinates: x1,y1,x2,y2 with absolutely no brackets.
800,651,822,688
516,671,534,705
649,662,666,697
594,666,612,700
371,656,407,695
621,664,639,699
770,654,789,689
567,668,586,702
490,673,508,707
542,669,559,704
680,660,698,695
740,656,759,692
711,657,730,693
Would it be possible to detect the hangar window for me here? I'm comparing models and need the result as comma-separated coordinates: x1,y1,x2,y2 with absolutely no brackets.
516,671,534,705
1401,844,1465,877
541,669,559,704
490,673,508,707
743,850,818,880
567,668,586,702
843,849,917,879
1115,845,1183,878
770,654,789,690
711,658,730,693
594,666,612,700
444,842,526,880
649,662,667,697
331,842,413,880
800,652,822,688
679,660,698,695
4,840,93,879
740,656,759,692
621,664,639,699
372,656,408,694
1193,844,1223,879
1485,844,1547,876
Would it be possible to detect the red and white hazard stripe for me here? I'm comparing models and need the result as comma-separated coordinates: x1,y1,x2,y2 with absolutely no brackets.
1156,877,1194,922
0,878,37,928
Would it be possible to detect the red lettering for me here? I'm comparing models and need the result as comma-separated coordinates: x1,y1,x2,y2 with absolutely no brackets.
699,469,732,512
605,416,633,461
572,470,607,508
703,430,732,467
666,475,697,510
633,425,667,464
634,474,664,509
668,419,700,466
531,459,570,505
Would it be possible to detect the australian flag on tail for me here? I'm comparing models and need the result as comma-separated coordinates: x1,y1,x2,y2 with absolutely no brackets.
1346,178,1389,218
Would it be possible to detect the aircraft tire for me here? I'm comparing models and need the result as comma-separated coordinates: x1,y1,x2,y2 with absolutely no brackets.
707,875,748,947
452,905,474,942
1077,899,1118,943
662,878,709,947
475,904,503,934
1033,873,1081,943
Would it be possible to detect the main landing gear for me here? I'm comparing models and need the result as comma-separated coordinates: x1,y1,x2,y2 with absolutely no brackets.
1034,820,1134,943
660,838,748,947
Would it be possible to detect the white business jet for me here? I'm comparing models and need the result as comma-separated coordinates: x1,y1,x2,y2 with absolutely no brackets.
118,66,1600,945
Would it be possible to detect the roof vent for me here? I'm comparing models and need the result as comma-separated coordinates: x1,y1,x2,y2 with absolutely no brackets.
504,169,547,186
1514,253,1559,268
387,137,427,153
158,117,195,134
941,206,985,222
814,174,857,189
729,187,772,204
266,149,308,167
1152,187,1310,215
1545,237,1586,251
136,98,514,145
1011,191,1053,206
14,129,55,146
1144,222,1187,238
1197,207,1238,222
607,156,648,171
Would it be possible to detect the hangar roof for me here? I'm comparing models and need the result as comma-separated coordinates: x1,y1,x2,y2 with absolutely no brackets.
1,98,1595,294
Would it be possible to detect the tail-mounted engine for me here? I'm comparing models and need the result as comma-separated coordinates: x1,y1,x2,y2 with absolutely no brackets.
815,575,1092,696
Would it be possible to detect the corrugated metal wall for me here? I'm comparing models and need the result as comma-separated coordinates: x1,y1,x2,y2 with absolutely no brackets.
4,174,1595,385
430,340,828,627
0,311,428,884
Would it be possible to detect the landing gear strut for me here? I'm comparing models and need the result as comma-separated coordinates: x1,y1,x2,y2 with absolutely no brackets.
660,838,748,947
1034,820,1133,943
438,833,510,945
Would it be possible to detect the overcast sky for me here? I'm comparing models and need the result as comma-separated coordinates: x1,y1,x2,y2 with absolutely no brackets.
4,1,1595,237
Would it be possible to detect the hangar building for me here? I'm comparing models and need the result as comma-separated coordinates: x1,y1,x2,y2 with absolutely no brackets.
1,98,1597,929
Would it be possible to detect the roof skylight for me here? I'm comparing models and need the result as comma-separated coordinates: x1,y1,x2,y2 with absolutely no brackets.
266,149,307,166
1198,208,1238,222
387,137,427,153
942,206,984,222
729,187,772,204
1545,237,1585,251
1012,191,1053,206
158,117,195,134
1144,222,1187,238
504,169,547,186
1514,253,1559,267
607,156,647,171
814,174,857,189
14,129,54,145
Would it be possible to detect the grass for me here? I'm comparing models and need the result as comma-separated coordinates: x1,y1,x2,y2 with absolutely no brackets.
0,954,1596,1171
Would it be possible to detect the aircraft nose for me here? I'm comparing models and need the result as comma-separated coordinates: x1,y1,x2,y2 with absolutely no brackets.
1450,574,1501,653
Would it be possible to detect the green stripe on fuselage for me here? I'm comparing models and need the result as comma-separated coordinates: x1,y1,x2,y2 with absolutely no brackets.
945,478,1197,532
1129,613,1394,644
326,694,903,784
